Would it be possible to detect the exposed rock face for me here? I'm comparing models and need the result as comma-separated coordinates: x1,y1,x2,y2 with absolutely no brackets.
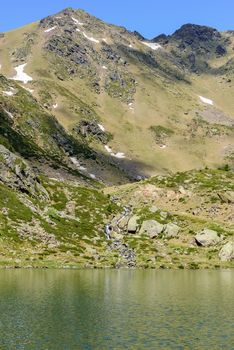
127,215,140,233
154,24,228,72
172,24,222,45
195,229,222,247
46,36,88,65
219,241,234,261
218,191,234,204
0,145,48,198
139,220,164,238
74,119,110,144
164,223,180,238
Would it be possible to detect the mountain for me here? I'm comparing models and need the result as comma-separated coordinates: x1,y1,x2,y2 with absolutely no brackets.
0,8,233,268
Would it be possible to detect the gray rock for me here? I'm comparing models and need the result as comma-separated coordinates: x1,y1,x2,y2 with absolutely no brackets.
127,215,140,233
139,220,164,238
218,191,234,204
219,241,234,261
160,211,168,219
74,119,110,144
164,223,180,238
118,215,130,230
0,145,48,199
195,229,222,247
149,206,158,213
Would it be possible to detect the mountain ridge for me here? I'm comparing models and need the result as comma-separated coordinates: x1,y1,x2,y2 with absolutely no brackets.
0,8,233,268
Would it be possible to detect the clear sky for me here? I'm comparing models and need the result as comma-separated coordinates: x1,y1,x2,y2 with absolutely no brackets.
1,0,234,38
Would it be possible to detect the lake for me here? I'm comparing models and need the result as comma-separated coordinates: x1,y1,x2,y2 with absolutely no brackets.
0,270,233,349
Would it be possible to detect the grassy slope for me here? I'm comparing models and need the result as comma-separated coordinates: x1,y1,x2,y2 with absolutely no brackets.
105,168,234,268
0,11,233,269
0,177,122,268
0,167,233,269
0,13,233,179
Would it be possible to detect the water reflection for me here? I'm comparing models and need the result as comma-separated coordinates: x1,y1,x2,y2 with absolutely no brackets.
0,270,233,349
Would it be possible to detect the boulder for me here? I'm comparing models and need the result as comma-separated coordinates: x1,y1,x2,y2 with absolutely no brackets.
195,229,222,247
149,206,158,213
127,215,140,233
218,191,234,204
164,223,180,238
139,220,164,238
118,215,130,230
219,241,234,261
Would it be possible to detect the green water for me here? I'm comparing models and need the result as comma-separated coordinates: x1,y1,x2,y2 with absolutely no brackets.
0,270,233,350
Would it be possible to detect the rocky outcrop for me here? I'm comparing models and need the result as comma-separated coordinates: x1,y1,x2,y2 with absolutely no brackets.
74,119,110,144
0,145,48,198
46,36,88,65
219,241,234,261
139,220,164,238
195,229,222,247
172,24,222,45
218,191,234,204
127,215,140,233
164,223,180,238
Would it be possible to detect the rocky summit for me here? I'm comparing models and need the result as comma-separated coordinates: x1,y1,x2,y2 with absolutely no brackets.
0,8,233,268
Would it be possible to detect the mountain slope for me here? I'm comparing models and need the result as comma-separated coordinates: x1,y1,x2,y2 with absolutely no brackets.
0,8,233,268
0,8,233,178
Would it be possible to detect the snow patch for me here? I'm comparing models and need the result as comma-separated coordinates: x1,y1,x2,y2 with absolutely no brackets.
98,124,105,132
11,63,33,84
102,38,108,43
199,95,213,105
104,145,126,158
24,87,34,94
111,152,126,159
79,166,87,171
102,65,108,70
159,145,166,149
2,90,14,96
3,109,14,119
70,157,87,172
104,145,112,153
70,157,80,166
82,32,100,43
72,17,84,25
142,42,162,50
44,26,57,33
89,173,96,179
76,28,81,32
129,44,133,48
53,103,58,109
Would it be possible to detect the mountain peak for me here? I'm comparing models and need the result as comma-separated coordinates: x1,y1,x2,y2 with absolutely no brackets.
172,23,220,41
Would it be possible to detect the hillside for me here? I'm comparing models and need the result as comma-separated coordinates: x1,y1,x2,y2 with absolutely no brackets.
0,8,233,178
0,8,233,268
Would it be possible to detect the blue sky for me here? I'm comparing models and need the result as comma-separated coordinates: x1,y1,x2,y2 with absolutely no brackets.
1,0,234,38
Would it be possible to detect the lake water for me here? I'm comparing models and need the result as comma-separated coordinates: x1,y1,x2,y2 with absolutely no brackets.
0,270,233,350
